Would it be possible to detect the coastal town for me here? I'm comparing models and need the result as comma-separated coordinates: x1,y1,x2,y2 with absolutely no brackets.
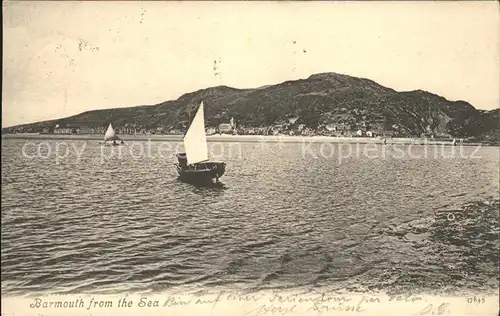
9,121,404,138
7,116,443,139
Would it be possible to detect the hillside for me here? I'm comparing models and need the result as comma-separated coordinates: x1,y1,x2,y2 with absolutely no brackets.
3,72,499,141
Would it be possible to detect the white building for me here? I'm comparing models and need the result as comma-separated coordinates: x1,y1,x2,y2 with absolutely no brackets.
218,123,232,133
288,116,299,124
325,124,336,132
206,127,216,135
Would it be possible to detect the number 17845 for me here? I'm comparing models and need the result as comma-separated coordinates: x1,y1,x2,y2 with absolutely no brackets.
467,297,485,304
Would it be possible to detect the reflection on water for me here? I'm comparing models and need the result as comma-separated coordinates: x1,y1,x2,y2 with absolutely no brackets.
181,180,227,192
1,139,499,296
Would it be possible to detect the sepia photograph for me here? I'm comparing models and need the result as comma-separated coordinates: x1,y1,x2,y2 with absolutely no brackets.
2,1,499,316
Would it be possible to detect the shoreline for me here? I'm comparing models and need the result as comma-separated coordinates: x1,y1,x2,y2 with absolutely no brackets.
1,133,494,146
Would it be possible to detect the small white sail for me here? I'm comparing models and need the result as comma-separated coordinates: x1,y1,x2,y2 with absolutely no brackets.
104,123,118,141
184,102,208,165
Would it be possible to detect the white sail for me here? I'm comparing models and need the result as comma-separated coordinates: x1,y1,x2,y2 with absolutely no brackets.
184,102,208,165
104,123,117,141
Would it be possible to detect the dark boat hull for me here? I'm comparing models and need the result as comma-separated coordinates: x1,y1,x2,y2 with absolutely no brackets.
175,161,226,184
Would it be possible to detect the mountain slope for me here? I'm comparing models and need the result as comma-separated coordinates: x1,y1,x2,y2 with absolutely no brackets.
3,72,498,139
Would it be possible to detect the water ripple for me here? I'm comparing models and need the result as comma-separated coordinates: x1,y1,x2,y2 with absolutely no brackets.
1,139,499,296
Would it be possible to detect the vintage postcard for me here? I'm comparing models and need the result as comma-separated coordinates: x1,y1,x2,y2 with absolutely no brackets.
2,1,499,316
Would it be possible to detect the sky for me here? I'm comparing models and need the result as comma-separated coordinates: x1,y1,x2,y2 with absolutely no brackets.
2,1,499,127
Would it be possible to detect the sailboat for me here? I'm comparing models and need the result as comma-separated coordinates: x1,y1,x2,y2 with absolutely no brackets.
175,101,226,184
101,123,124,146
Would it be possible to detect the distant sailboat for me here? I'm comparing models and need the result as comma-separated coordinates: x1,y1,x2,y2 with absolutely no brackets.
101,123,124,146
175,101,226,184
